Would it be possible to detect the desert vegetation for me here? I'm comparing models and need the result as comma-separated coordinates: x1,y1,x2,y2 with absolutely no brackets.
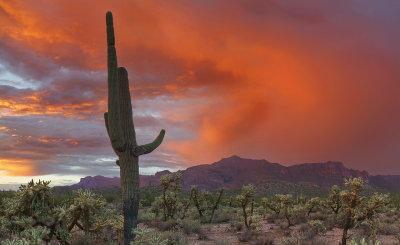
1,176,400,244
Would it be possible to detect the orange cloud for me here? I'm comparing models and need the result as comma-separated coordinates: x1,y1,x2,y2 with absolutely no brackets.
0,0,399,176
0,158,35,176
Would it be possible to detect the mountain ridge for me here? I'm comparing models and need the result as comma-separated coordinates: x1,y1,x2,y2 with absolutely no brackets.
66,155,400,190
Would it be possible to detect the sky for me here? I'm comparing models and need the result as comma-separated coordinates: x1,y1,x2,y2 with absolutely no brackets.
0,0,399,189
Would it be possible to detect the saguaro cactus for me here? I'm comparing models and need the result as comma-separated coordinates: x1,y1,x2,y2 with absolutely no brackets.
104,11,165,244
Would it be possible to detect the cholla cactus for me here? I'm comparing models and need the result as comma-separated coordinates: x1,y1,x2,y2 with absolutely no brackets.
308,220,326,235
338,178,389,245
0,180,56,241
340,177,365,245
296,194,307,205
132,225,168,245
261,196,281,216
0,180,122,244
160,173,182,220
305,197,320,216
66,189,108,233
277,194,295,227
355,193,389,240
191,186,210,217
1,238,30,245
209,188,225,223
325,185,342,221
236,184,255,229
190,186,224,222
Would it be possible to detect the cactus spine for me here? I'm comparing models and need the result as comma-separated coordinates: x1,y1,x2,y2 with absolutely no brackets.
104,11,165,244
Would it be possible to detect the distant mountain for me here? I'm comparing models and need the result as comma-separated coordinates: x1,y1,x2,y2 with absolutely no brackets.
68,155,391,190
69,170,170,189
70,175,121,189
369,175,400,192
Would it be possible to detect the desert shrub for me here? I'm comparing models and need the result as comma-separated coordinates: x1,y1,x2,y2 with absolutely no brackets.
377,222,399,235
250,236,274,245
280,230,306,245
297,223,313,238
69,232,99,245
233,213,244,231
211,207,232,223
216,239,231,245
310,237,327,245
132,225,168,245
336,211,347,228
323,214,336,230
380,214,396,224
150,196,163,218
1,238,30,245
308,220,326,235
0,226,50,245
309,211,326,221
278,221,288,230
238,229,252,242
0,191,15,207
249,214,263,235
348,237,381,245
157,219,177,232
138,210,156,225
292,205,308,224
161,230,189,245
102,194,119,204
140,187,157,207
389,193,400,211
181,219,202,235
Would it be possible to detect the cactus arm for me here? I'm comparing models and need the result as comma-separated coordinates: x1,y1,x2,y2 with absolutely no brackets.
106,11,125,152
132,129,165,156
104,112,110,137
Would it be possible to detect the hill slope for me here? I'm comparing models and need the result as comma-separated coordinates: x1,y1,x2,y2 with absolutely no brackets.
68,155,386,190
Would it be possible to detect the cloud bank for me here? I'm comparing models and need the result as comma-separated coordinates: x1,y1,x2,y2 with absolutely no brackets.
0,0,399,186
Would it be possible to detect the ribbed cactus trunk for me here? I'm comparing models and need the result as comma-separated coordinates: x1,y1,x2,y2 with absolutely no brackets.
104,12,165,245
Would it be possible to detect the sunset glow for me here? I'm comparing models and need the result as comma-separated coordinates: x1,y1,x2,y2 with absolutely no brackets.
0,0,399,188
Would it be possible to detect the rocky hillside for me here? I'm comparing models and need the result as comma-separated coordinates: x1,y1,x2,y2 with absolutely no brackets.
69,155,382,190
